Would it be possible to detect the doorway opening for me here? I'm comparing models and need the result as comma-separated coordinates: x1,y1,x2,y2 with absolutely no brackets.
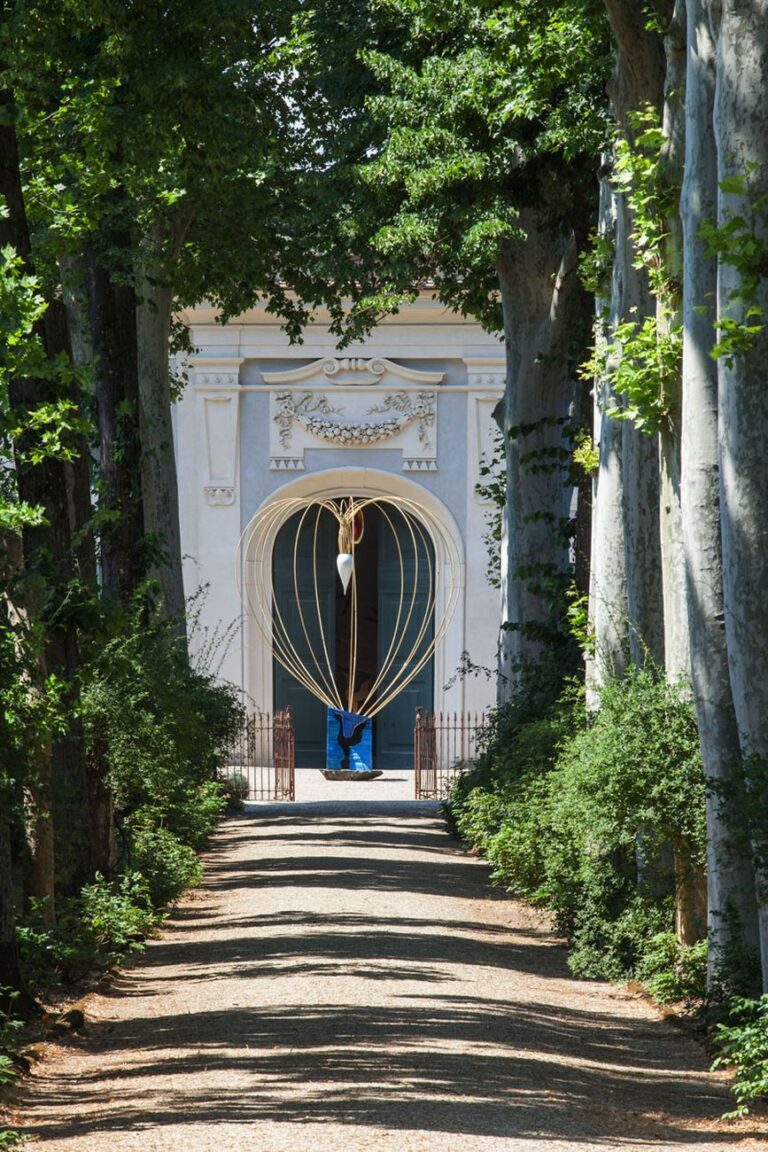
272,502,435,769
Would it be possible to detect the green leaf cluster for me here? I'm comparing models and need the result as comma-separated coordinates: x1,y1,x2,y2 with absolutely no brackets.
700,175,768,367
607,313,681,433
584,108,683,434
571,429,599,476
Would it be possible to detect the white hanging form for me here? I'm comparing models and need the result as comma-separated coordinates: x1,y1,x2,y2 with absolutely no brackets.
336,553,354,595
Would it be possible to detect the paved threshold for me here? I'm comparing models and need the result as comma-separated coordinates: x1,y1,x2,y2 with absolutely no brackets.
15,800,768,1151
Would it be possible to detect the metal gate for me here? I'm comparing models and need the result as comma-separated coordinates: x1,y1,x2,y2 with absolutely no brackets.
414,708,486,799
220,707,295,801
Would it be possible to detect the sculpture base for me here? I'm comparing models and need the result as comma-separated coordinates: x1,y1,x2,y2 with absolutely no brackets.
321,769,383,781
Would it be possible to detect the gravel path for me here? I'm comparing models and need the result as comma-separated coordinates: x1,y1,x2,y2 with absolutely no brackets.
13,781,768,1151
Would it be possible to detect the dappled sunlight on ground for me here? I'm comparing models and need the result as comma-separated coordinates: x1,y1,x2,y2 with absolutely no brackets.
14,803,768,1151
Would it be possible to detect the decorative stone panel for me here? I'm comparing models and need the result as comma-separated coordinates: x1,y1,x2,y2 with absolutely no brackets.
196,371,240,505
264,357,443,472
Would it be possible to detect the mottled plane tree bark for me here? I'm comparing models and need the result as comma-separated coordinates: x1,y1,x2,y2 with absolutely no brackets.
496,216,582,691
713,0,768,989
658,0,692,687
599,0,667,667
680,0,760,987
588,171,630,688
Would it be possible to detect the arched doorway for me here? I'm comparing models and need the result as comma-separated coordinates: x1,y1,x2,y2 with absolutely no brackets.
241,467,467,761
271,502,435,768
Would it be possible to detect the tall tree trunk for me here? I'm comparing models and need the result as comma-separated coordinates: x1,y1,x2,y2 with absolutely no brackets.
602,0,668,667
657,0,706,942
623,423,664,664
681,0,760,989
86,251,145,604
0,94,92,900
714,0,768,989
62,258,115,878
2,529,56,926
1,527,44,1011
659,0,692,685
136,257,186,638
495,211,581,698
0,772,39,1017
60,256,97,588
572,375,593,601
85,253,147,875
589,170,630,690
1,529,56,939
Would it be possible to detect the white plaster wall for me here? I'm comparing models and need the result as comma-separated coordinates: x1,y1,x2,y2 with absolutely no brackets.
174,295,504,718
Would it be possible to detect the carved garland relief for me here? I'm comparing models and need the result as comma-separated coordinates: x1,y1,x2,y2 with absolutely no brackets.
274,389,437,450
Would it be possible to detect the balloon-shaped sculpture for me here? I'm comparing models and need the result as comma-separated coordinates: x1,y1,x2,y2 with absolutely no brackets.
238,495,462,720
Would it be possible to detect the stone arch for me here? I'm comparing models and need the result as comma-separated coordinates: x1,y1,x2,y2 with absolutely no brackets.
240,467,466,719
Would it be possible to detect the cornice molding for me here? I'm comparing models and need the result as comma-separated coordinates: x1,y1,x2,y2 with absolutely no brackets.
261,357,444,387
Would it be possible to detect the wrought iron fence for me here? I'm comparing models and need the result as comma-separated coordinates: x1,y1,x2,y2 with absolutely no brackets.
414,708,488,800
219,707,295,802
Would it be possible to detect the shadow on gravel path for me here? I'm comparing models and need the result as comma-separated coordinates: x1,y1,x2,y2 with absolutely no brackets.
13,801,768,1152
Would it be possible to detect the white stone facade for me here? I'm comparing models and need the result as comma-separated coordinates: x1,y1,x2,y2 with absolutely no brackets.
174,294,505,720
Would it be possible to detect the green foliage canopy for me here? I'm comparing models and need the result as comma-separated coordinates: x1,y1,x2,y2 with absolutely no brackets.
281,0,612,339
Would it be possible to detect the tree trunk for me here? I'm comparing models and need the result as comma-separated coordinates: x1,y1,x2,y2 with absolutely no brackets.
572,374,593,601
1,525,57,925
87,740,115,880
495,211,581,697
136,258,187,637
623,425,664,665
654,0,706,941
714,0,768,989
589,170,630,689
86,251,145,604
681,0,760,990
601,0,668,668
0,94,92,899
659,0,692,685
0,782,39,1017
60,255,97,588
23,733,56,921
674,839,708,945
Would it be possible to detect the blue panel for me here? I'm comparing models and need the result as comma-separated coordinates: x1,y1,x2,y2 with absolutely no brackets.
326,708,373,772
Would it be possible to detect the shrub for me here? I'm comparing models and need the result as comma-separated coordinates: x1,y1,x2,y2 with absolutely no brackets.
637,931,708,1004
10,595,240,1001
128,822,203,908
17,873,157,986
541,667,705,979
80,598,241,842
80,871,156,951
446,676,583,862
220,771,250,808
0,1056,17,1088
713,995,768,1117
445,665,707,985
0,1131,28,1149
481,772,552,900
156,782,227,851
